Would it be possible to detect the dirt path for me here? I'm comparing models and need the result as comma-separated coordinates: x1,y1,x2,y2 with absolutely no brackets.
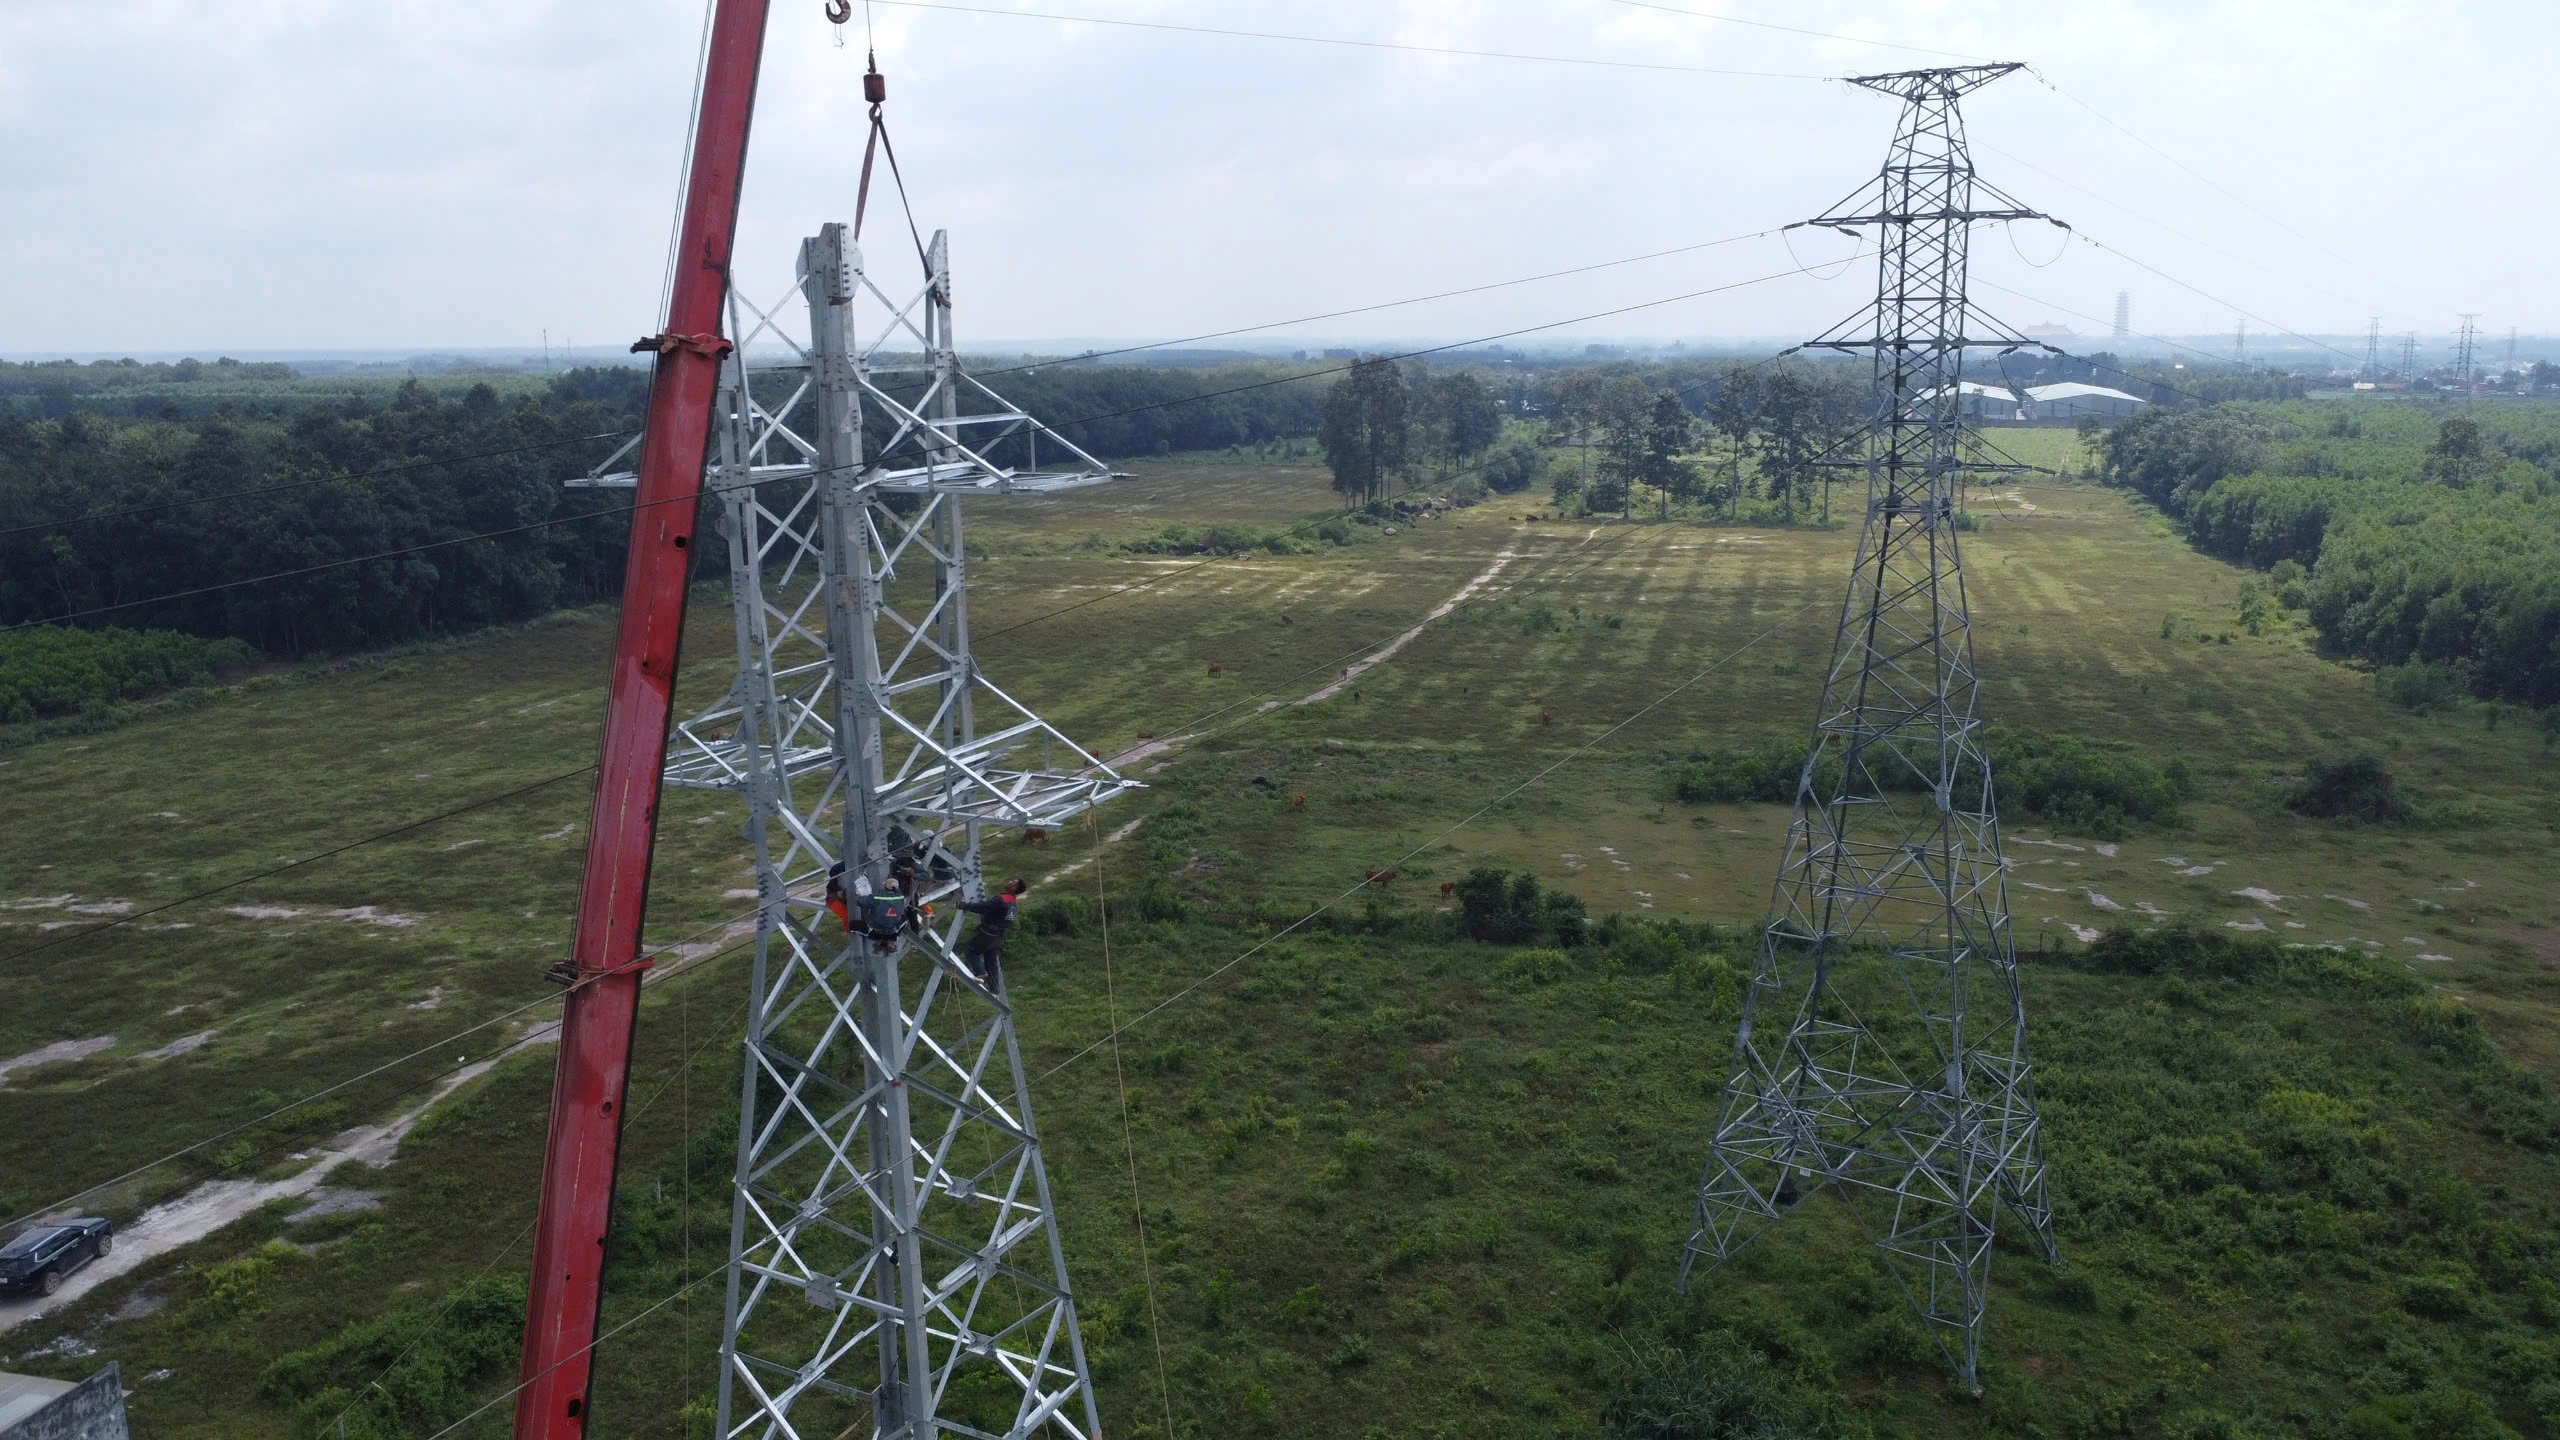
1294,549,1517,706
0,1022,560,1335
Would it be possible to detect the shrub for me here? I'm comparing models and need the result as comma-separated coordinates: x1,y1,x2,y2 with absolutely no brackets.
2286,753,2402,822
1601,1333,1823,1440
2377,660,2469,712
1668,728,2186,834
0,625,258,724
1455,867,1586,946
263,1273,527,1438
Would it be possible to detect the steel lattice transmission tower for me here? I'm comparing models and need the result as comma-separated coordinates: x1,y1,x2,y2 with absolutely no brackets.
2400,331,2422,381
574,221,1136,1439
1678,62,2058,1393
2456,314,2481,389
2364,317,2382,380
2110,290,2130,344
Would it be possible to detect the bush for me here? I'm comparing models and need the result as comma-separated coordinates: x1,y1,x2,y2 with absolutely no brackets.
263,1273,528,1439
0,624,258,724
1601,1334,1823,1440
2377,660,2469,712
2286,753,2402,822
1454,867,1586,946
1668,728,2186,835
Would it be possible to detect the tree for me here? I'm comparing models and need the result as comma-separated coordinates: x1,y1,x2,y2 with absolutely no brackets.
1638,390,1700,515
1587,376,1652,515
1406,371,1502,479
1706,365,1757,516
1440,372,1501,459
1756,368,1825,520
2421,416,2495,489
1317,357,1409,506
1481,433,1549,494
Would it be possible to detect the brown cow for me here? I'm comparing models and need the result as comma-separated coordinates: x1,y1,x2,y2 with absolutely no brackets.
1364,869,1398,887
1022,828,1048,845
1209,663,1223,676
1439,881,1456,899
1290,794,1306,808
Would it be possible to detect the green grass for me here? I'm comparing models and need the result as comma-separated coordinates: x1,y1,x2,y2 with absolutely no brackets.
3,461,2557,1437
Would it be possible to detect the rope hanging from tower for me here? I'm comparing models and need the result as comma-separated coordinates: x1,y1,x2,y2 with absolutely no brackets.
820,3,938,287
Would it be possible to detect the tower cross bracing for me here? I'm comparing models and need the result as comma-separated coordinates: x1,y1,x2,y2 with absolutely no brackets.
1679,62,2058,1395
576,221,1134,1439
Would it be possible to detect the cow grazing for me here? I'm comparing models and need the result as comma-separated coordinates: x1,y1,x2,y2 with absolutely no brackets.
1364,869,1398,887
1439,881,1456,899
1290,794,1306,808
1022,828,1048,845
1209,663,1223,676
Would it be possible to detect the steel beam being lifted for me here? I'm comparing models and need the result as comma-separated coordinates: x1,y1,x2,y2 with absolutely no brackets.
513,3,772,1436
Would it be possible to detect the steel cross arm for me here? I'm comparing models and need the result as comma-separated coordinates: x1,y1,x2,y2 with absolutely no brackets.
513,4,771,1437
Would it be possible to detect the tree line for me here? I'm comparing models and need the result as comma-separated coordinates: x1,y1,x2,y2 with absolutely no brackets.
0,358,1344,666
2093,399,2560,706
1314,355,1873,521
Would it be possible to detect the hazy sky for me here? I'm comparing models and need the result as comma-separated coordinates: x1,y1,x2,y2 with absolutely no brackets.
4,1,2553,358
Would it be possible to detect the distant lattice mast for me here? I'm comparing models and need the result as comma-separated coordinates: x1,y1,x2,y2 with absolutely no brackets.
2111,290,2130,344
1680,62,2059,1395
2364,317,2382,380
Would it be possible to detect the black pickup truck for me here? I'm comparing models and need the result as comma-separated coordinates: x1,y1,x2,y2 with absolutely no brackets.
0,1218,113,1297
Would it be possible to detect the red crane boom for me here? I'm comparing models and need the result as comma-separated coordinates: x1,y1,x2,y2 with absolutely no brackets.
513,4,772,1434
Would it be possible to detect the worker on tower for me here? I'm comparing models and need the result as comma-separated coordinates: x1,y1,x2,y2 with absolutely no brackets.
960,878,1027,992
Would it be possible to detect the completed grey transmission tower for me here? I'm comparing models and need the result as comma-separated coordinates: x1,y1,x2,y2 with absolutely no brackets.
1679,62,2058,1393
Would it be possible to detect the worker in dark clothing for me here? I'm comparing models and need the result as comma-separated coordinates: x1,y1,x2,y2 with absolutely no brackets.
959,878,1027,991
824,861,853,932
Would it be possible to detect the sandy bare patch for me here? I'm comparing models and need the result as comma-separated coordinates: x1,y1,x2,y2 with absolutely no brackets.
408,987,446,1012
5,896,132,915
2015,838,2085,852
2092,843,2118,858
1036,816,1149,886
2230,888,2290,908
224,905,423,928
2324,894,2373,912
0,1035,115,1083
2083,890,2125,912
2225,919,2270,933
140,1030,216,1061
1299,551,1518,705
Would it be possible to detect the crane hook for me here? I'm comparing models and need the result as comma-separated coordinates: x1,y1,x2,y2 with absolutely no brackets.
824,0,852,23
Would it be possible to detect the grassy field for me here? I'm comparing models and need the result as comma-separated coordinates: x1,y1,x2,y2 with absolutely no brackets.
2,449,2555,1437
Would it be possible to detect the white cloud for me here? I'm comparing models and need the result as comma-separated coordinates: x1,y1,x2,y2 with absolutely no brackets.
0,0,2553,352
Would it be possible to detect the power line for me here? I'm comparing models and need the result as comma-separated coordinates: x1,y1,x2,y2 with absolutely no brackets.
975,318,1830,641
10,264,1818,635
0,766,597,966
973,227,1782,378
2021,67,2410,306
0,429,636,541
0,913,759,1239
2067,232,2366,368
1036,592,1828,1082
864,0,1834,79
1602,0,1986,62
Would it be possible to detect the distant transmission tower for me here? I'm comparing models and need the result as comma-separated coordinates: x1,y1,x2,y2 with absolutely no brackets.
2505,325,2519,376
574,222,1134,1438
2400,331,2421,381
2110,290,2130,344
2233,316,2248,367
1681,62,2057,1394
2364,317,2381,379
2456,314,2481,389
